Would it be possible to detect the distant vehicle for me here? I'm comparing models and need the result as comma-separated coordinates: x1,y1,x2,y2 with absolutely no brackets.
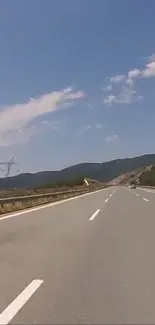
131,184,136,189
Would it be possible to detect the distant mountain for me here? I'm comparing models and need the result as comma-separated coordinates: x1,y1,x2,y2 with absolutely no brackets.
1,154,155,189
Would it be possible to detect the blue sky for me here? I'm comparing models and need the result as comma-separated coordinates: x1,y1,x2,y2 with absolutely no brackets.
0,0,155,174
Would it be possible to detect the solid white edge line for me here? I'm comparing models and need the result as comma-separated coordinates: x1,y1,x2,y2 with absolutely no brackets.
0,279,43,325
137,187,155,194
143,197,149,202
0,187,114,222
89,209,100,221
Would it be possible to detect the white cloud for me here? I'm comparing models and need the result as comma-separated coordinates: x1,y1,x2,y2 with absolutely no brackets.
117,86,142,104
104,86,142,105
110,74,125,83
128,69,141,79
103,54,155,106
103,95,117,105
142,61,155,77
125,78,134,87
0,87,86,147
127,58,155,79
127,58,155,80
109,55,155,86
105,134,119,142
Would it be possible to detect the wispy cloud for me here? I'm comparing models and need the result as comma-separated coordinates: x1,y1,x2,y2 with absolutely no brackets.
0,87,86,147
41,120,63,130
148,53,155,62
104,54,155,105
0,121,65,147
87,103,93,109
96,123,102,129
103,85,112,92
104,95,116,105
105,134,119,142
81,125,92,132
110,75,125,83
104,86,142,105
125,78,134,87
79,123,103,133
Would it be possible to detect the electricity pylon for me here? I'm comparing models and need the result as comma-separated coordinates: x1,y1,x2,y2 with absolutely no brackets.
0,156,19,177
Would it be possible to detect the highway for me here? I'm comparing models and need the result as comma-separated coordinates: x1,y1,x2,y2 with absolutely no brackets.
0,186,155,324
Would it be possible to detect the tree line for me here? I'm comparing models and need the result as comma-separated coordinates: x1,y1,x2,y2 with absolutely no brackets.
40,177,85,189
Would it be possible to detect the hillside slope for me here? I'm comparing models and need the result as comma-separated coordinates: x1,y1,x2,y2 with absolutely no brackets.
139,165,155,186
0,154,155,189
111,165,153,186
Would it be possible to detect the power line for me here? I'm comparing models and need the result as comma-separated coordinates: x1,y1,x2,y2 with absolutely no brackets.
0,157,19,177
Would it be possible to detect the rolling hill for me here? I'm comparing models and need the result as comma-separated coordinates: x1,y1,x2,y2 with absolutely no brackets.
0,154,155,189
110,165,153,186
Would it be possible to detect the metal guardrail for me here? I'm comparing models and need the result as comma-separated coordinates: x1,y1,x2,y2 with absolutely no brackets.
137,185,155,190
137,186,155,193
0,185,107,214
0,189,80,204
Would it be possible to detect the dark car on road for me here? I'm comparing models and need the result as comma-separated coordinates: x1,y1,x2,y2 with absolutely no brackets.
131,184,136,189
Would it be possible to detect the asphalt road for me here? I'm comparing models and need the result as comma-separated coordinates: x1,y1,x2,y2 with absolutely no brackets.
0,186,155,324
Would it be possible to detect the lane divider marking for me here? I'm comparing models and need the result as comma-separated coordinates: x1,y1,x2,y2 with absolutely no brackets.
89,209,100,221
89,191,115,221
0,279,43,325
143,198,149,202
0,187,114,223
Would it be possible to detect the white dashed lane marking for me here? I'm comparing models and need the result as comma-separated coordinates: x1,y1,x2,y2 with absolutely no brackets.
89,191,115,221
143,198,149,202
0,280,43,325
89,209,101,221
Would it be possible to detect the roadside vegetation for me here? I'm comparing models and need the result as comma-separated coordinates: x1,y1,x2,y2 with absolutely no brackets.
139,165,155,186
41,177,84,189
0,177,86,198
